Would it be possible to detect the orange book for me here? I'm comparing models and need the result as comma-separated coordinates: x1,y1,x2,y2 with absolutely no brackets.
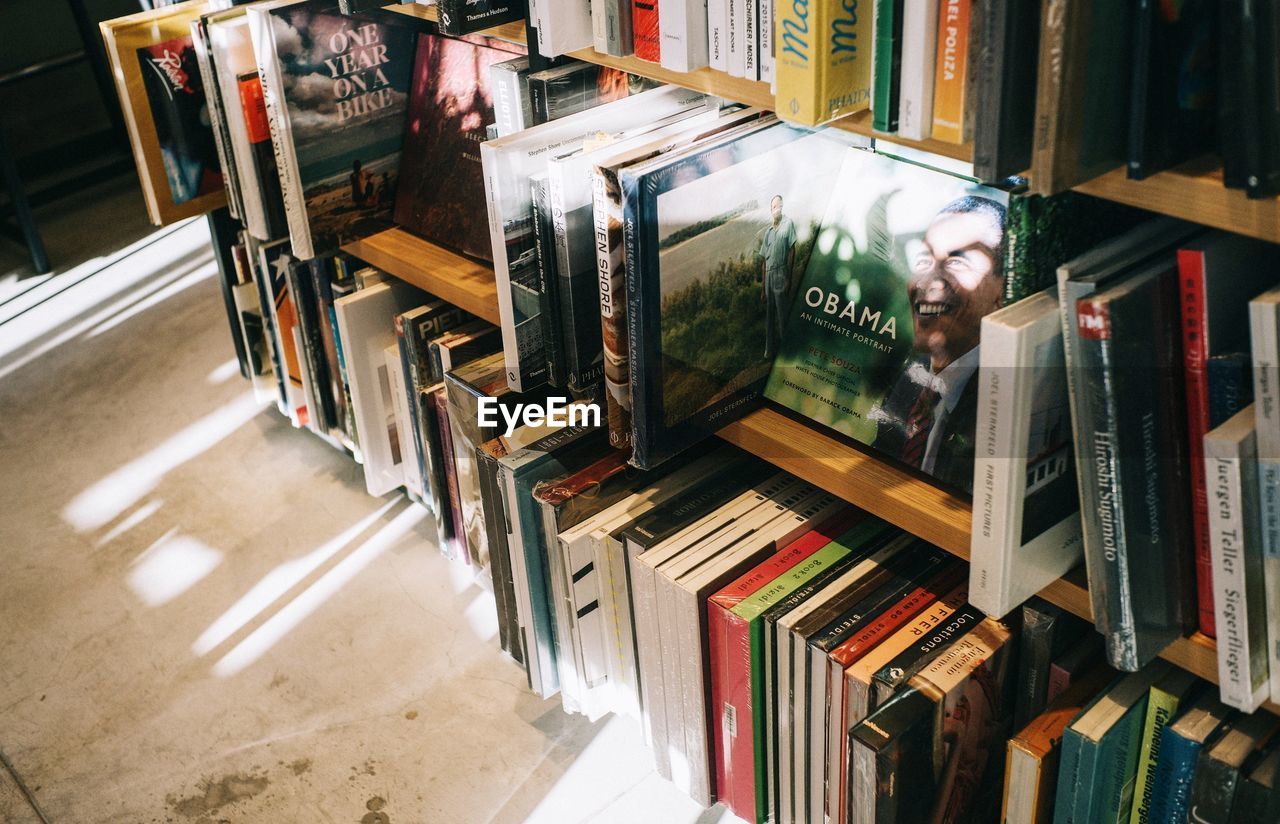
1001,664,1116,824
930,0,971,144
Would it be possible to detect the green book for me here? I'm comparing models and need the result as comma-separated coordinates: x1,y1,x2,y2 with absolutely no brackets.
871,0,904,132
733,516,894,821
1057,662,1171,824
1128,668,1201,824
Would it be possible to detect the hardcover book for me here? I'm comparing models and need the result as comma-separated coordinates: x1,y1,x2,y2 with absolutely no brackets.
896,0,938,142
1250,286,1280,705
395,32,526,261
871,0,904,133
334,278,431,496
1051,661,1171,824
1127,0,1216,180
971,0,1043,182
1001,663,1114,824
481,85,708,392
763,150,1010,492
527,63,653,125
929,0,971,144
247,1,417,259
625,123,852,468
1145,691,1234,824
436,0,525,35
206,9,290,241
1178,233,1280,639
1186,711,1280,824
1128,670,1201,824
1204,406,1271,712
258,238,309,427
101,1,227,225
969,289,1082,618
1072,260,1197,671
773,0,873,126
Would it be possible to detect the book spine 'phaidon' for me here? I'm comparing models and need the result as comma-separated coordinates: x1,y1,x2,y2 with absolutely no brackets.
775,0,873,126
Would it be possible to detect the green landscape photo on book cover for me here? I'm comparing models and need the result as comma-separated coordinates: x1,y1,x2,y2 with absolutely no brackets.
764,152,1009,492
268,6,415,253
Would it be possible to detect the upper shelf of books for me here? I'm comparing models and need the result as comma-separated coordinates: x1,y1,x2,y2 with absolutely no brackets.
386,2,1280,246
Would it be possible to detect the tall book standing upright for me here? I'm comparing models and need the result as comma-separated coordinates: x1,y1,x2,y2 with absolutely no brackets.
1204,405,1271,712
773,0,873,126
929,0,971,144
1176,232,1280,640
969,288,1082,619
1250,286,1280,706
895,0,938,141
247,1,417,260
1072,259,1196,671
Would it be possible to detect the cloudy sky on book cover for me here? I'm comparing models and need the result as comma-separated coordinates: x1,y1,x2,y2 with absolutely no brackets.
267,8,414,250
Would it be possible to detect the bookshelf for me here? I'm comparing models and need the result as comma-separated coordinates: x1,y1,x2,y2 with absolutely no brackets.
383,3,1280,244
342,225,1280,714
342,229,502,325
364,3,1280,714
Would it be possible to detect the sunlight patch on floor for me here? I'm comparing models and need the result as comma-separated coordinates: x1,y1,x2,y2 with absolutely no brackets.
128,529,223,607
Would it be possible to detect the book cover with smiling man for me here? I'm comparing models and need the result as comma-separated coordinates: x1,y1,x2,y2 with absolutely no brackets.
763,150,1008,492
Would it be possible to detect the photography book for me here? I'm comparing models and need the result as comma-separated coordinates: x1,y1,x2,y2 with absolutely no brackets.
248,1,417,259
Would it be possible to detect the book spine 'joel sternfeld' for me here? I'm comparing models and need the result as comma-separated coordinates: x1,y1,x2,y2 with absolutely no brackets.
775,0,872,126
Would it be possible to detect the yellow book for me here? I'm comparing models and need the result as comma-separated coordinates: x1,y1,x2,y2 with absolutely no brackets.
774,0,873,126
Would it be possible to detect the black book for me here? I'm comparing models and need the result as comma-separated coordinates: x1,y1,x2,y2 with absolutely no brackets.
1011,598,1088,729
848,685,938,824
1072,259,1196,671
1229,743,1280,823
1188,711,1280,823
285,258,337,434
530,173,565,387
870,599,985,709
437,0,525,35
477,437,527,670
235,71,289,239
1127,0,1217,180
972,0,1043,182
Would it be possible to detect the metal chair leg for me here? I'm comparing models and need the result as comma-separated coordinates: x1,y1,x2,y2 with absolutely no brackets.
0,127,51,275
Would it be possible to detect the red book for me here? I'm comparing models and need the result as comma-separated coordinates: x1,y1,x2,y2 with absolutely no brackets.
1177,234,1280,638
707,507,865,821
631,0,660,62
827,564,966,824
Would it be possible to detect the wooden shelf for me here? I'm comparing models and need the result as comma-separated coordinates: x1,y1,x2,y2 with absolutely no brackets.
341,229,501,325
1075,157,1280,245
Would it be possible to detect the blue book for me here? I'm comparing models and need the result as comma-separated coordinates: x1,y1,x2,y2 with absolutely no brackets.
1147,692,1234,824
1054,663,1170,824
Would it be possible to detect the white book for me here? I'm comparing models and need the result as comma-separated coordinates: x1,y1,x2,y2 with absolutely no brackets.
658,0,710,71
1206,406,1272,712
707,0,727,70
206,12,270,241
897,0,939,142
758,0,774,84
742,0,757,78
334,280,427,496
556,450,731,721
1249,289,1280,705
592,0,611,53
535,0,593,56
657,483,814,801
481,86,708,391
631,473,792,778
726,0,745,76
191,18,243,222
384,344,422,500
969,289,1081,618
245,3,311,257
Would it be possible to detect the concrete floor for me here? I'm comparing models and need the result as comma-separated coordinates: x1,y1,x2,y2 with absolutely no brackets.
0,179,738,823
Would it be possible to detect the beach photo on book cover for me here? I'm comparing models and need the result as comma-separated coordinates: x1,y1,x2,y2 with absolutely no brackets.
764,152,1010,492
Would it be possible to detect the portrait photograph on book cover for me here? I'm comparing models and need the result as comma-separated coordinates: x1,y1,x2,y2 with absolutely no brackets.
265,7,415,254
764,153,1010,493
652,128,850,438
